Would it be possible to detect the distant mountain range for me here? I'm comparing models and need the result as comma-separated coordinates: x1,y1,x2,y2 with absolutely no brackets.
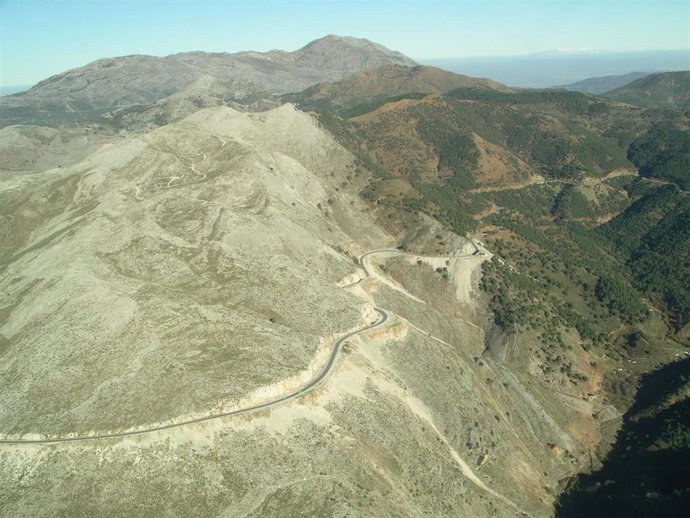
3,40,687,129
0,35,415,128
558,72,651,95
605,70,690,111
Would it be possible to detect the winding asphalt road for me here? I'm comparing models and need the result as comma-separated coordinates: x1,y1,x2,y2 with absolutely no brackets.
1,244,527,514
0,308,387,445
351,243,482,285
1,246,480,445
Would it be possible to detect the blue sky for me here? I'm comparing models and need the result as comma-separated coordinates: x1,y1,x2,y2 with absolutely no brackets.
1,0,688,87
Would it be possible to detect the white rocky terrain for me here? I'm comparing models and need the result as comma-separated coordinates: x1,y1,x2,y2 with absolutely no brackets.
0,104,617,517
0,124,118,175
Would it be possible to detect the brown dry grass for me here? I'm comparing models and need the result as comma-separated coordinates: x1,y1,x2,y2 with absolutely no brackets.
472,133,533,187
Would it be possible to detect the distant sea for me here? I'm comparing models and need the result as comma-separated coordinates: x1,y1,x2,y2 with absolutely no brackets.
421,49,690,88
0,84,32,96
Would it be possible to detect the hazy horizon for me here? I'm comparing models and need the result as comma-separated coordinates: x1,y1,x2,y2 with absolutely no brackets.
422,49,690,88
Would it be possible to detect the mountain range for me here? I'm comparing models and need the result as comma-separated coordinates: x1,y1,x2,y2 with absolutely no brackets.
0,35,415,128
605,70,690,111
558,72,651,95
0,35,688,518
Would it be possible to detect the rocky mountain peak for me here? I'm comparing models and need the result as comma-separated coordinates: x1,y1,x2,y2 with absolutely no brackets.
292,34,416,76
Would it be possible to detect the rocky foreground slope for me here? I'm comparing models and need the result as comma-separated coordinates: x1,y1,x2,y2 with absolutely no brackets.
0,104,619,517
0,104,388,434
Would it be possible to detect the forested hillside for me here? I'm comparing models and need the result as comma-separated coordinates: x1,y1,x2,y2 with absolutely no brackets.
294,72,690,515
628,124,690,190
294,72,690,335
600,182,690,330
605,71,690,111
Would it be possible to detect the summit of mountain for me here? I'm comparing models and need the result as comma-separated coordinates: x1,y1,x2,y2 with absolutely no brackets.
290,34,416,75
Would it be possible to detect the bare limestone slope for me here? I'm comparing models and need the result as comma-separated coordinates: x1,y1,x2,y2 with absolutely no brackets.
0,105,615,517
0,104,389,435
0,124,118,175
